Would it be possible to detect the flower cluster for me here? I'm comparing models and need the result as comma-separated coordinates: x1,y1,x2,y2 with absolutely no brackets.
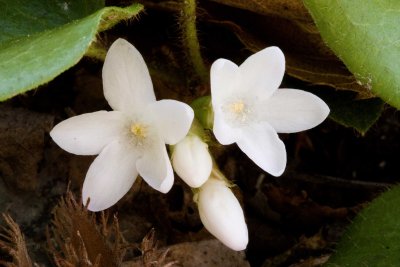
51,39,329,251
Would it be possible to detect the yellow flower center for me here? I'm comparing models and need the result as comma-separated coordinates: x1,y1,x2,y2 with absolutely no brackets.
230,100,245,114
222,98,253,126
130,123,147,139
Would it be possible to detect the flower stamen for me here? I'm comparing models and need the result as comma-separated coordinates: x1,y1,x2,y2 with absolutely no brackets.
230,100,245,114
129,122,150,147
223,99,251,125
130,123,147,139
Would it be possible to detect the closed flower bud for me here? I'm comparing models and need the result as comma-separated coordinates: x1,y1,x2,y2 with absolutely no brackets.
197,177,248,251
172,135,212,188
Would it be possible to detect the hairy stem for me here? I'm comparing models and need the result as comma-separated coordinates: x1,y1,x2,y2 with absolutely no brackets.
181,0,208,84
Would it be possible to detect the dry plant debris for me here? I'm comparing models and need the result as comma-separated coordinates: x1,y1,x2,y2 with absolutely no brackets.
47,191,127,267
0,213,34,267
138,228,177,267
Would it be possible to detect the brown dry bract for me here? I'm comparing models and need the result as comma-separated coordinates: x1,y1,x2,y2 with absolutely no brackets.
0,214,34,267
138,229,177,267
47,191,126,267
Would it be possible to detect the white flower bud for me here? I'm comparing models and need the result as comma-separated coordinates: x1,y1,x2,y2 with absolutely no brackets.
197,177,248,251
172,135,212,188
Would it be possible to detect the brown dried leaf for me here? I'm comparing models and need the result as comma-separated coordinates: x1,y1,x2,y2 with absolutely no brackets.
288,255,330,267
262,231,331,267
0,214,33,267
209,0,311,22
208,18,374,99
47,191,127,267
264,185,351,226
204,2,375,99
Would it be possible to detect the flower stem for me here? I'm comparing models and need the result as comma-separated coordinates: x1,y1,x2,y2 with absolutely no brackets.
86,40,107,61
210,162,234,187
181,0,208,84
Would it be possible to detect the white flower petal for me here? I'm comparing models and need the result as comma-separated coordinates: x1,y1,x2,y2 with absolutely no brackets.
172,135,212,188
50,111,127,155
261,89,330,133
159,155,174,193
198,178,248,251
210,58,241,105
239,46,285,99
148,100,194,145
136,137,174,193
213,109,240,145
236,122,286,176
102,38,156,112
82,139,138,212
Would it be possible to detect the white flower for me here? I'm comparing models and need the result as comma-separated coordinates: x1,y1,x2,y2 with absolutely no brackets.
50,39,194,212
197,176,248,251
172,135,212,188
210,47,330,176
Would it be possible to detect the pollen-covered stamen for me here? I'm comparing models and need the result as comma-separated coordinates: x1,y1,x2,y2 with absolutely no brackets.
230,100,245,114
131,123,147,138
129,123,148,146
223,99,252,125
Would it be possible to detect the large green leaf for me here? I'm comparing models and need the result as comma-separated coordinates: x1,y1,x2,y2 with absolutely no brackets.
0,1,142,100
303,1,400,109
327,185,400,266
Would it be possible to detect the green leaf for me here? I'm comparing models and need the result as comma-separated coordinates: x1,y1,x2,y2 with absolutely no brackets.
327,185,400,266
191,96,214,130
303,1,400,109
316,90,384,135
329,97,384,135
0,1,143,101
